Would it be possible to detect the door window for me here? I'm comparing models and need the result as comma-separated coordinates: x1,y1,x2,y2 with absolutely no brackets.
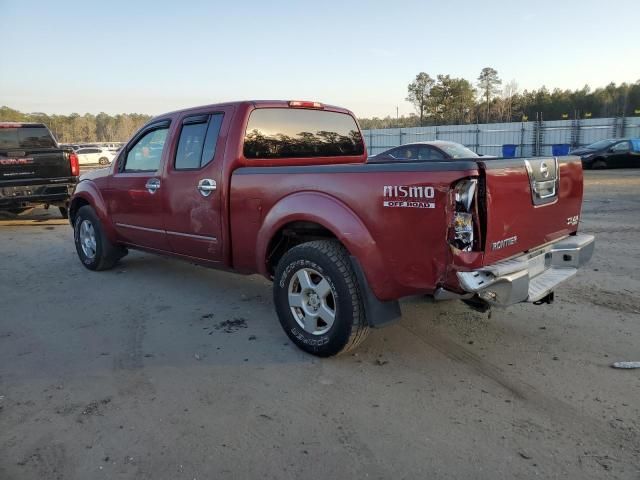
123,126,169,172
174,114,224,170
390,146,419,160
418,146,445,160
612,141,630,152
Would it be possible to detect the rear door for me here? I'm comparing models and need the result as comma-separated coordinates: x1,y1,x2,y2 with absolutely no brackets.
608,140,631,167
479,157,584,265
106,121,171,251
161,107,232,262
0,125,70,181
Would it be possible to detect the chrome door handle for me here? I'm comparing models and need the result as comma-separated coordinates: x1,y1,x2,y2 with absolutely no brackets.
145,178,160,194
196,179,216,197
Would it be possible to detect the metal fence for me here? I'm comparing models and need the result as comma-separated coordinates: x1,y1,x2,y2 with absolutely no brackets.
362,116,640,157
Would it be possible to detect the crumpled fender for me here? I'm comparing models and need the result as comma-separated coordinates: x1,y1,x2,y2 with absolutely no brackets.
70,181,117,244
256,191,390,300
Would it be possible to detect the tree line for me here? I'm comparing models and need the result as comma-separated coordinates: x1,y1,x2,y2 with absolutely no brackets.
3,72,640,138
0,106,152,143
359,70,640,130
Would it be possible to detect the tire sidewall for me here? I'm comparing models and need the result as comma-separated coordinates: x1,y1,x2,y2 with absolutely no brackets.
74,207,103,270
274,247,355,356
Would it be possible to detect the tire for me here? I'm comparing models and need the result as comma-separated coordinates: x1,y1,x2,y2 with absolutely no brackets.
592,158,607,169
59,206,69,219
98,157,109,165
74,205,125,271
273,240,369,357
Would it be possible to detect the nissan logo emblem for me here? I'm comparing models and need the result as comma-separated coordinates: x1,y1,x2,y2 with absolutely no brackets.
540,162,549,178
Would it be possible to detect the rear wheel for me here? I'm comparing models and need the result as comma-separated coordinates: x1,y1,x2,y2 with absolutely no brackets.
98,157,110,165
59,207,68,219
273,240,369,357
74,205,126,271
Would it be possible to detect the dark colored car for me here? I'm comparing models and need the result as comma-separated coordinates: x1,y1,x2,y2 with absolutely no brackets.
370,141,480,162
0,122,79,217
570,139,640,169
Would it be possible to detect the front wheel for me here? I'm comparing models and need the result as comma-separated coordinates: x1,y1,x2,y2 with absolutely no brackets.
273,240,369,357
74,205,126,271
98,157,110,165
592,158,607,169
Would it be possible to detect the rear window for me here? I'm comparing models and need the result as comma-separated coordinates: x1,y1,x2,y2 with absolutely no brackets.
438,143,478,159
243,108,364,159
0,126,57,149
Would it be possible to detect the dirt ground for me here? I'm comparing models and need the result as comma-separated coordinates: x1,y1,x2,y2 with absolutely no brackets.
0,169,638,480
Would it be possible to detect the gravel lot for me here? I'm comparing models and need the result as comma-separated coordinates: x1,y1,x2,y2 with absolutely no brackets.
0,169,639,480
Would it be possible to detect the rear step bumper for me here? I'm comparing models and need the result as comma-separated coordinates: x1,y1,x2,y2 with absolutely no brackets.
0,182,75,207
457,233,595,306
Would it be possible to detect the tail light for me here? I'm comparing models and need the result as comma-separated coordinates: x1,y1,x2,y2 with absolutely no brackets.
449,178,478,251
69,152,80,176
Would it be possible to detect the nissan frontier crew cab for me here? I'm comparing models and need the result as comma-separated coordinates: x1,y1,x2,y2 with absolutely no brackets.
69,100,594,357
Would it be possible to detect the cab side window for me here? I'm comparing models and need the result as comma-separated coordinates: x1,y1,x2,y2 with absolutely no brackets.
124,126,169,172
390,146,418,160
175,114,224,170
418,146,445,160
612,141,630,152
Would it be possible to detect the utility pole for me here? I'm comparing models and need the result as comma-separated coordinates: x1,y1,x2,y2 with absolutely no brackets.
396,106,399,127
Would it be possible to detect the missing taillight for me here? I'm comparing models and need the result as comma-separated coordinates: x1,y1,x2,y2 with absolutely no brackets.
450,178,478,252
453,179,477,213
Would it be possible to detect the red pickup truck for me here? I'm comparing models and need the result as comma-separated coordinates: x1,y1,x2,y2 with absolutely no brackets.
69,100,594,356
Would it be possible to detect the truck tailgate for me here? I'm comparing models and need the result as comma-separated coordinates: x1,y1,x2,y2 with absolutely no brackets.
0,149,71,181
479,156,584,265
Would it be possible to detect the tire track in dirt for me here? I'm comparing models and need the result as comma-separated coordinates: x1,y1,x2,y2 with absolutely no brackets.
397,322,639,461
112,304,156,399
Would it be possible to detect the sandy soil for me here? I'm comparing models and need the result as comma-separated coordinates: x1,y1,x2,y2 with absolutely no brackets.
0,169,638,479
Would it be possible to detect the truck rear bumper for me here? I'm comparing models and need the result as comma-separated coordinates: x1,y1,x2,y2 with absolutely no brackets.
456,233,595,306
0,182,75,208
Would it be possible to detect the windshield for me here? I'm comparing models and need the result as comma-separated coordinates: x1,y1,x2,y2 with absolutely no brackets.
438,143,479,159
585,139,616,150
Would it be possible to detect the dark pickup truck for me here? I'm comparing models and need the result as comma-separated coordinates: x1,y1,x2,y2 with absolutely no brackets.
0,122,79,217
69,100,594,357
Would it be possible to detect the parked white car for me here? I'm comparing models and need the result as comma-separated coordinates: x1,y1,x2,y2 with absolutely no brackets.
75,147,115,165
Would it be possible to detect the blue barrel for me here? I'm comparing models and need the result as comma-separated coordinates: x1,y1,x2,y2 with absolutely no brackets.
502,144,517,158
552,144,570,156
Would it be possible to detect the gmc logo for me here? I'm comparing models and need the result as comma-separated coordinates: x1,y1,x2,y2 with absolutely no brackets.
0,157,34,165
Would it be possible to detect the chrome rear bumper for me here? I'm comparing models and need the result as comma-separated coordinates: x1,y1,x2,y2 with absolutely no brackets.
456,233,595,306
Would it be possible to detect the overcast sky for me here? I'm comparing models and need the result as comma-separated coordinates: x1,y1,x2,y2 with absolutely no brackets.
1,0,638,118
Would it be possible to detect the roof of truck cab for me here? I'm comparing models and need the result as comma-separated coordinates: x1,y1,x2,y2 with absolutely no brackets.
151,100,353,120
0,122,47,128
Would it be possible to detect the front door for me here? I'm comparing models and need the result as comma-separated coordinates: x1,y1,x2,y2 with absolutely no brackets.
106,121,172,251
161,107,232,262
